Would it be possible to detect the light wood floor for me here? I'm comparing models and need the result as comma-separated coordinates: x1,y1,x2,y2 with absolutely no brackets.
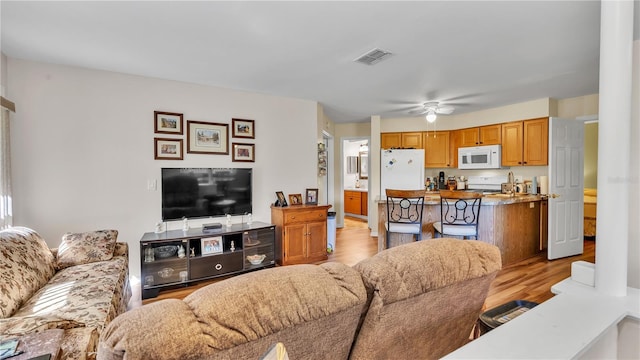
135,216,596,311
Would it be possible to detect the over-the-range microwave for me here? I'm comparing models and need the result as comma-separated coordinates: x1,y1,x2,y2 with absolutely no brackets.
458,145,501,169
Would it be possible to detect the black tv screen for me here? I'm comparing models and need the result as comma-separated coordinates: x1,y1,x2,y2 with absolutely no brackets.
161,168,252,221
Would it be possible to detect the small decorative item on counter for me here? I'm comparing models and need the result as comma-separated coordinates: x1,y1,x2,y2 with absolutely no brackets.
182,217,189,232
425,177,431,190
177,245,185,258
447,176,457,190
226,214,232,227
154,221,164,234
230,240,235,252
247,213,253,225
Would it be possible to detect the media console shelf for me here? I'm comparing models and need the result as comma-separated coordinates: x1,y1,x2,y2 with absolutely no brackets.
140,221,275,299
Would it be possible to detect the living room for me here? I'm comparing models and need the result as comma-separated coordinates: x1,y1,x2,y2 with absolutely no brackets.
1,1,639,359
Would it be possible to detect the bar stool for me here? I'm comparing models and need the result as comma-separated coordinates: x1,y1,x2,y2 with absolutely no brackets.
433,190,482,240
384,189,426,248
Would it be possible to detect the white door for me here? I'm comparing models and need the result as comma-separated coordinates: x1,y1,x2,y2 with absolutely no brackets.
548,117,584,259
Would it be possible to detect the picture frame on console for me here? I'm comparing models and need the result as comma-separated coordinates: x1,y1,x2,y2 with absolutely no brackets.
305,188,318,205
275,191,288,207
289,194,303,205
232,118,255,139
154,138,183,160
187,120,229,155
232,143,255,162
154,111,183,135
201,236,223,256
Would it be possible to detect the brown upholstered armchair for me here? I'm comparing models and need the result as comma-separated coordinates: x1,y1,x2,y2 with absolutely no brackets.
349,238,502,360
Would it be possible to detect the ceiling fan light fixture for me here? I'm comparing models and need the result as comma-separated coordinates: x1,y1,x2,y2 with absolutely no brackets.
425,109,437,123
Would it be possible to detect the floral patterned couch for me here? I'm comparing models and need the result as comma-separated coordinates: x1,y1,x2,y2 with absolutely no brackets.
0,227,131,360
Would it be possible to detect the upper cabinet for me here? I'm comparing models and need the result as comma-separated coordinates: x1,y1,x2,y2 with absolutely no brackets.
458,124,502,147
423,131,451,168
381,132,422,149
401,132,423,149
502,117,548,166
381,133,402,149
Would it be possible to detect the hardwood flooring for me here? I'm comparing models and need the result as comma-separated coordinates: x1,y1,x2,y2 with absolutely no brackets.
135,216,596,312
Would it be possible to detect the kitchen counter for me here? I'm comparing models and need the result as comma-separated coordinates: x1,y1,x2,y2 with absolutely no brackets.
377,193,547,265
343,187,368,192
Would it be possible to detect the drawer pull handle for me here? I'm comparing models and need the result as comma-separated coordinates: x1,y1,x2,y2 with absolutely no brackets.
215,263,223,270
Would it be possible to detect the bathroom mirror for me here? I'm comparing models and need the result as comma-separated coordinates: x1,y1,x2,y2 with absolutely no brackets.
359,152,368,179
346,156,358,174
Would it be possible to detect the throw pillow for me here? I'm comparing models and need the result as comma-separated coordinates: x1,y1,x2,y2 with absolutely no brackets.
56,230,118,269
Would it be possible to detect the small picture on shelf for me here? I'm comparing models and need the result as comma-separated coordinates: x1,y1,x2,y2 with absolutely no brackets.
305,188,318,205
201,236,223,255
288,193,303,205
275,191,288,207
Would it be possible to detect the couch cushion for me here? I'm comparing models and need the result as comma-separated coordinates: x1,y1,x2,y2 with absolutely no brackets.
0,227,57,318
13,255,129,332
56,230,118,269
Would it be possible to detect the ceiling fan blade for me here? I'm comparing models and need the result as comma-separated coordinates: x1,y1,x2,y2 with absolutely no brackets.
436,106,455,114
408,109,428,115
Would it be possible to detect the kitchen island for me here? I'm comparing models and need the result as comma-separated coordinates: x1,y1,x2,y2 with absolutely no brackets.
377,193,547,266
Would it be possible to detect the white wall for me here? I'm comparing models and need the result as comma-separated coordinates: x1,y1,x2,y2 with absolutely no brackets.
7,58,318,279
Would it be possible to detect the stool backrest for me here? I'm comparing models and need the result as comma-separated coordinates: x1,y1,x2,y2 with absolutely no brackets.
385,189,426,225
439,190,482,231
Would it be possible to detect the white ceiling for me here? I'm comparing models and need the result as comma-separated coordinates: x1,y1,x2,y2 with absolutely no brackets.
1,1,638,123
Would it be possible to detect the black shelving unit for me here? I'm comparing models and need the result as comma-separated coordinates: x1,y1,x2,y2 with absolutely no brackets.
140,221,275,299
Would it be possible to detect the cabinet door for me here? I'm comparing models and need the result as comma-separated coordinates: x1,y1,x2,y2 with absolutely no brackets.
344,191,361,214
381,133,402,149
424,131,450,168
523,118,548,165
501,121,524,166
458,128,480,147
401,132,423,149
306,221,328,260
360,191,368,216
479,124,502,145
283,224,307,264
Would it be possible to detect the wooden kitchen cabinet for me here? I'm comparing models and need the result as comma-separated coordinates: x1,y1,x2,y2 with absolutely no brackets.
501,117,548,166
423,131,451,168
271,205,331,265
344,190,362,215
381,133,401,149
523,118,548,166
381,132,422,149
401,132,423,149
458,124,502,147
345,190,368,216
361,191,368,216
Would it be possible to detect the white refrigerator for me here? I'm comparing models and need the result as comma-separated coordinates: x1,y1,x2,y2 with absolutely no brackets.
380,149,425,195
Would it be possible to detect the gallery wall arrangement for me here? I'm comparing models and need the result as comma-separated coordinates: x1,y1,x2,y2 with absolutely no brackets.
153,111,256,162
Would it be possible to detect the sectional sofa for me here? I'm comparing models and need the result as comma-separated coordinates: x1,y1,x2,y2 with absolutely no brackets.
98,238,502,360
0,227,131,360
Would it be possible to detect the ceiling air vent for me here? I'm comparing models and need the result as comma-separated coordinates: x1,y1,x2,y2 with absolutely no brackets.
354,48,393,66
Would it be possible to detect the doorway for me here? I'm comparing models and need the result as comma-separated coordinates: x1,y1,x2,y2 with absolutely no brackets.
342,137,369,229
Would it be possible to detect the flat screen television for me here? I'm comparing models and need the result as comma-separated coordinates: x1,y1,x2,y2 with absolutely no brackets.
161,168,252,221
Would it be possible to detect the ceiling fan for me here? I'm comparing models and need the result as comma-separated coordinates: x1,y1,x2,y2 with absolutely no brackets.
408,101,455,123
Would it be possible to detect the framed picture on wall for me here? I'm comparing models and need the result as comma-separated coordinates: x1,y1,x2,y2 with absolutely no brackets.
154,138,183,160
154,111,183,135
232,143,255,162
232,118,255,139
186,121,229,155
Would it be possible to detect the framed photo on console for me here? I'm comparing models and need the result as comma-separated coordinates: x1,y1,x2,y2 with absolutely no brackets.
275,191,288,207
288,193,303,206
201,236,223,256
305,188,318,205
